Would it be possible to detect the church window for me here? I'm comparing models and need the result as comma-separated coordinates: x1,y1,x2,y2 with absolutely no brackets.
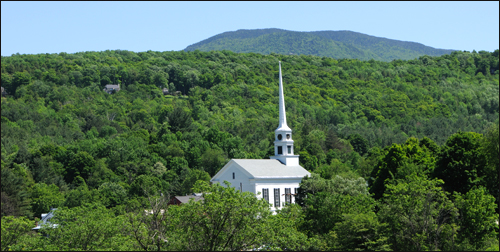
232,172,235,179
277,134,282,140
240,183,242,192
287,146,291,154
274,188,280,207
286,134,290,139
262,189,269,202
294,188,298,203
277,146,283,155
285,188,291,204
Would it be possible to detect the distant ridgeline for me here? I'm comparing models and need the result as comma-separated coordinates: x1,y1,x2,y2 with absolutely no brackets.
184,28,456,61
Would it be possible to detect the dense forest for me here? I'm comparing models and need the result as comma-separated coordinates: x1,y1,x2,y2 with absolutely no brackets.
184,29,456,61
1,49,499,251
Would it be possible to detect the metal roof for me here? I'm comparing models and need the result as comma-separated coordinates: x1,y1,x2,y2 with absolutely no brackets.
174,195,204,204
33,208,58,230
104,84,120,89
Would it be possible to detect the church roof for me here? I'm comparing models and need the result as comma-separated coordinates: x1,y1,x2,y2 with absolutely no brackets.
213,159,310,180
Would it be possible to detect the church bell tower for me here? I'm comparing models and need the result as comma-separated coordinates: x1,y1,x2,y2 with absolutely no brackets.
270,61,299,166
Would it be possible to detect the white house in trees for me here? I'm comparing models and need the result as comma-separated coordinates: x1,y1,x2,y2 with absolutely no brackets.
210,61,310,212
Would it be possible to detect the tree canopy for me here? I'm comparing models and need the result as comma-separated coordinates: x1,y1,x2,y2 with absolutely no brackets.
1,48,498,251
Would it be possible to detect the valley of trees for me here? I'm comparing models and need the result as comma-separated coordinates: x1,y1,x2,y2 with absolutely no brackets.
1,48,499,250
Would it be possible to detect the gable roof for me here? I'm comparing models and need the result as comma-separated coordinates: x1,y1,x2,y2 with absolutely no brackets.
168,192,206,206
104,84,120,89
172,195,204,204
211,159,310,181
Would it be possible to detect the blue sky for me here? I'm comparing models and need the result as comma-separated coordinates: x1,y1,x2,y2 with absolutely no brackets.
1,1,498,56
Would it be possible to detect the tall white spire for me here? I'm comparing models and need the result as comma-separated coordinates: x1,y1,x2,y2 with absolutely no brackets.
271,61,299,166
277,61,291,131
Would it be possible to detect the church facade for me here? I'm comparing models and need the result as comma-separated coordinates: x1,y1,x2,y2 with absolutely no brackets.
210,61,310,212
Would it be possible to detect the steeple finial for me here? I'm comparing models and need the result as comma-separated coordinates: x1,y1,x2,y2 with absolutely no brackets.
277,61,290,131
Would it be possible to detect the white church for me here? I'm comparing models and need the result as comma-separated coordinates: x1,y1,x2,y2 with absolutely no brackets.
210,61,311,212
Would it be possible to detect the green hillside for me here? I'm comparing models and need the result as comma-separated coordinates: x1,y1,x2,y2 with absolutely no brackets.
184,28,456,61
1,49,499,251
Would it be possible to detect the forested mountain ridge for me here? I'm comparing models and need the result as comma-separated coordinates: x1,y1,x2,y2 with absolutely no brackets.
184,28,457,61
1,49,499,251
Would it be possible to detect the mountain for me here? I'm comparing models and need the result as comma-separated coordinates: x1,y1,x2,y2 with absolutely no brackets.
184,28,456,61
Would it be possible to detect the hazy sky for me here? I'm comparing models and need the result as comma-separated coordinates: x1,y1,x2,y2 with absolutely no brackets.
1,1,498,56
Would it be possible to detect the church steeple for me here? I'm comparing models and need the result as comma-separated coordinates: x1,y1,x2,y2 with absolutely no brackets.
271,61,299,166
277,61,290,132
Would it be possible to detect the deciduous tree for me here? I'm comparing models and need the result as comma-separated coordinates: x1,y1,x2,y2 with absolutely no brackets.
378,174,459,251
165,181,272,251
